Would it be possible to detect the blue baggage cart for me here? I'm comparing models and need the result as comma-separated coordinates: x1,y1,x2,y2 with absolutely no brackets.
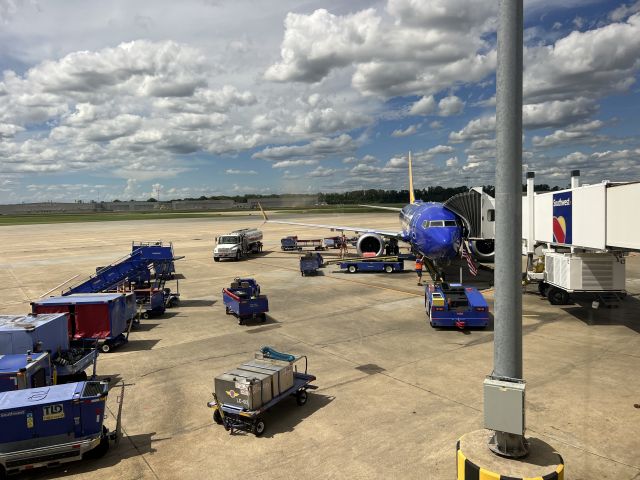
222,278,268,325
338,257,404,274
300,252,323,276
425,283,489,328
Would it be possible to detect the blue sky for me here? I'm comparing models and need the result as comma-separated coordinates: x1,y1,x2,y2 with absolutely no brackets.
0,0,639,203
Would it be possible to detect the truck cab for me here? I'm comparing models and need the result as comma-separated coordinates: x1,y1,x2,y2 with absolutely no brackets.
214,234,242,261
214,229,263,261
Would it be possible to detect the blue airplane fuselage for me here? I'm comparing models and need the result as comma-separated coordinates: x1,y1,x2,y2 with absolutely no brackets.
399,201,462,261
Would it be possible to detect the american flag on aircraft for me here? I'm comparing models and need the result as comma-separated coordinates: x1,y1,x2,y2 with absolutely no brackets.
461,241,478,276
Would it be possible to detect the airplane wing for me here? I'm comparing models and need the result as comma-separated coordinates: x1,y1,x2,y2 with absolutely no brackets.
358,204,403,212
258,204,403,239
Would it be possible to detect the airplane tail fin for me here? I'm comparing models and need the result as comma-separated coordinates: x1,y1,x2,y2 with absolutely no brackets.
408,151,416,204
257,202,269,223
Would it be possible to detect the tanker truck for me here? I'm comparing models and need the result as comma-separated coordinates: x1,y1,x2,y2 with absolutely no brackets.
214,228,263,261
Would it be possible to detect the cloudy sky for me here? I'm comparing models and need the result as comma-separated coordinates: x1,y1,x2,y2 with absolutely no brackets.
1,0,639,203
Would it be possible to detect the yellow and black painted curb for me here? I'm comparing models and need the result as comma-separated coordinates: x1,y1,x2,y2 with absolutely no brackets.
456,440,564,480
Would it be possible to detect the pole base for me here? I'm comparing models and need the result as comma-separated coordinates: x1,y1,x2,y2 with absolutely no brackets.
488,431,529,458
456,430,564,480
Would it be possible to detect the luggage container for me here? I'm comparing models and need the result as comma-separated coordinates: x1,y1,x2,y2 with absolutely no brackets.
0,314,69,355
214,372,263,411
0,381,118,477
0,353,52,392
242,359,294,395
32,294,128,353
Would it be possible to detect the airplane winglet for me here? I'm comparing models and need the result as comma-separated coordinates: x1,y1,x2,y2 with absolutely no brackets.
408,151,415,204
257,202,269,223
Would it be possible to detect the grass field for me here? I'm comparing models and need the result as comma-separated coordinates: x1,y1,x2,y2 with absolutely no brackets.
0,205,395,226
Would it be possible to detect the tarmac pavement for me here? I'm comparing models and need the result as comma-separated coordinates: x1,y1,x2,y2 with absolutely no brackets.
0,211,638,479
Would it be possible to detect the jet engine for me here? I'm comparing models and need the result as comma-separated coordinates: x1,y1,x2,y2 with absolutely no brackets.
356,233,386,257
468,239,495,262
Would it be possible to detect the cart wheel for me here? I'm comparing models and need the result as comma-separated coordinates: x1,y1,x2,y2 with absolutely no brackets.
384,265,393,273
548,287,570,305
236,251,241,261
214,257,220,262
100,343,111,353
429,320,435,328
348,265,357,273
84,427,109,459
260,313,267,323
142,312,150,320
254,418,266,437
538,282,548,297
301,272,304,277
238,318,244,325
296,390,308,406
213,409,223,425
225,306,230,315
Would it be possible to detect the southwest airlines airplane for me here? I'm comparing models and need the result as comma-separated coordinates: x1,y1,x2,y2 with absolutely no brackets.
260,152,493,269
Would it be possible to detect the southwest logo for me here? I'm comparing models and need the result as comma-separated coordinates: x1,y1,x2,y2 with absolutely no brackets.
226,389,239,398
553,216,567,244
552,192,572,244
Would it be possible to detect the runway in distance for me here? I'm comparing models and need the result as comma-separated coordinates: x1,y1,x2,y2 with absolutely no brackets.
259,152,493,270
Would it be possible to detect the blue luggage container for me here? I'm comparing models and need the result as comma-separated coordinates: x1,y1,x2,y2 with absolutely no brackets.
0,381,112,476
0,353,52,392
0,314,69,355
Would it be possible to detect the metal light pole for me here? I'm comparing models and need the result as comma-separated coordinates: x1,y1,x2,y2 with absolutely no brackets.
486,0,528,458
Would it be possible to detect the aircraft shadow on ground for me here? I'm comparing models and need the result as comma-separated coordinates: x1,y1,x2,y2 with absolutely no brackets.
561,294,640,334
227,392,334,439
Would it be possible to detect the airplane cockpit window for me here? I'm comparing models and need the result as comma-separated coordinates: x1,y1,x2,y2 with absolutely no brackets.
429,220,445,227
444,220,457,227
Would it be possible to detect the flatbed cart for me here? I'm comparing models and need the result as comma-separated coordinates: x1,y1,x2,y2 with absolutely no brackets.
222,278,268,325
208,362,316,436
337,256,405,274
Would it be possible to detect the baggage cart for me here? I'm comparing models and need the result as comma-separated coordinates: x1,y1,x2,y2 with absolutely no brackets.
299,252,323,276
338,256,405,274
207,350,316,436
222,278,268,325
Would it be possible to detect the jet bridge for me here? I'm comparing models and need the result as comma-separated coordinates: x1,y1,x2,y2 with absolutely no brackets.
522,178,640,252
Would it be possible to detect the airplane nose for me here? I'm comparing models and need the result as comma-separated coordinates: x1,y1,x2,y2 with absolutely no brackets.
424,228,459,259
